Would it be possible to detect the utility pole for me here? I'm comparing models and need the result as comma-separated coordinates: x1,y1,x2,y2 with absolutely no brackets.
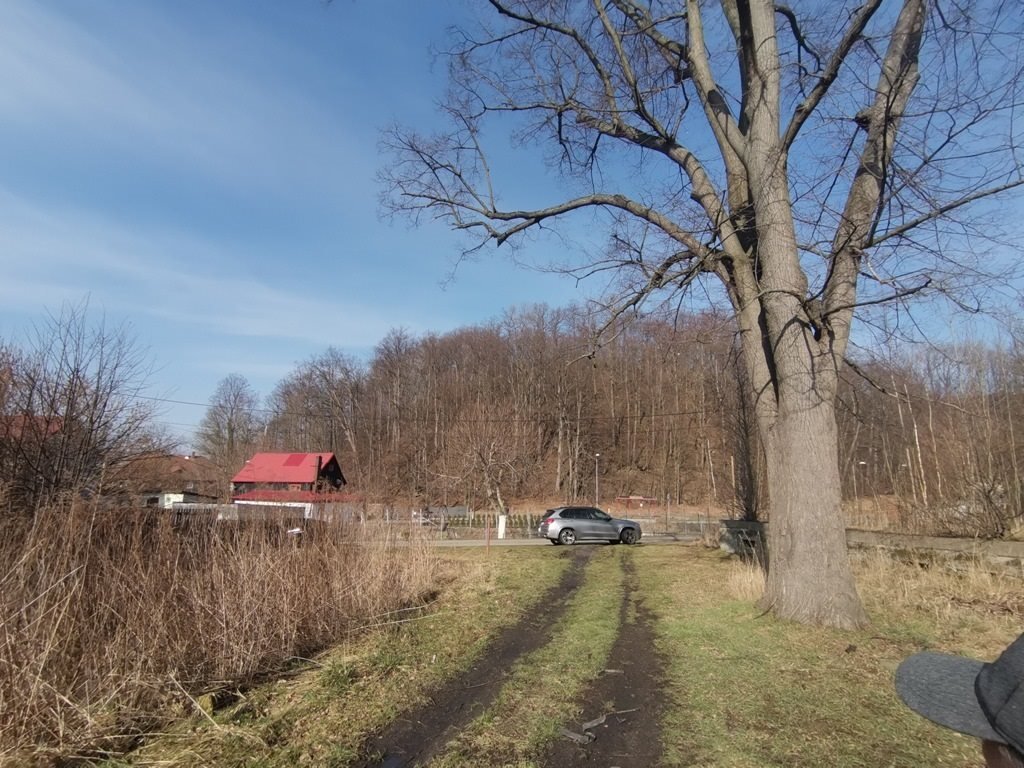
594,452,600,505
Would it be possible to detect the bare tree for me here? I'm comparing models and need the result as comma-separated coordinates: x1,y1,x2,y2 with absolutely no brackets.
444,399,530,515
0,304,161,510
382,0,1024,627
264,349,365,485
196,374,264,485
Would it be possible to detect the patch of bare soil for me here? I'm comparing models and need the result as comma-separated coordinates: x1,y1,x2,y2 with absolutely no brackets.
354,546,594,768
539,552,667,768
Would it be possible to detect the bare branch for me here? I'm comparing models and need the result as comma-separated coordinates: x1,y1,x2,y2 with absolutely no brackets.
823,0,927,353
774,4,822,76
486,0,622,120
683,0,746,161
782,0,884,150
867,178,1024,248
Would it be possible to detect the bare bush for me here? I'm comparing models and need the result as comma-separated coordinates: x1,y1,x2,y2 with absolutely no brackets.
0,303,163,512
0,501,438,762
934,478,1019,538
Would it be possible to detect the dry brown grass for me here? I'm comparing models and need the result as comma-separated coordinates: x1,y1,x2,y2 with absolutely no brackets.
843,494,907,531
725,559,767,602
726,546,1023,653
0,501,438,763
853,549,1024,654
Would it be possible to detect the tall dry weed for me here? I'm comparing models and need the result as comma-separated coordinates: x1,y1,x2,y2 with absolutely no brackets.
726,561,767,602
725,549,1023,645
0,501,438,762
852,550,1024,651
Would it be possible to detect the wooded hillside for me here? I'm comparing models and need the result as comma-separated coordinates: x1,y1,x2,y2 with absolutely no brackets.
198,304,1024,538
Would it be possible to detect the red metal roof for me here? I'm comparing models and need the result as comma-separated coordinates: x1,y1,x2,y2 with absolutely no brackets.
231,452,336,484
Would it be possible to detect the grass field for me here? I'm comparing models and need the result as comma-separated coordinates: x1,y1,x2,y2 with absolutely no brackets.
645,547,1020,767
72,543,1024,767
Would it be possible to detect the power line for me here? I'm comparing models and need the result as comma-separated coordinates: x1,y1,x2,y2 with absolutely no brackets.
134,394,218,410
154,420,202,430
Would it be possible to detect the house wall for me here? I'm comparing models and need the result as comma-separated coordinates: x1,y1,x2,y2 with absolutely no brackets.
141,492,210,509
230,481,314,494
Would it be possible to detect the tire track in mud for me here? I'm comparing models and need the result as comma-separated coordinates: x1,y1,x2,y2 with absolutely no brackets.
354,545,595,768
539,551,667,768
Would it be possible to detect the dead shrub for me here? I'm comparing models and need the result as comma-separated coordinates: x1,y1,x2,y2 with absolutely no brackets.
0,500,437,762
852,549,1024,646
726,560,766,602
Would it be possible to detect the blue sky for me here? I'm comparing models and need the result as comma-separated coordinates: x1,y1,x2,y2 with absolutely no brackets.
0,0,594,444
3,1,1021,448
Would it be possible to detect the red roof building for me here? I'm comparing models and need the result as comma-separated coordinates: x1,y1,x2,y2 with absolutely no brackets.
230,452,347,502
109,452,222,507
2,414,64,440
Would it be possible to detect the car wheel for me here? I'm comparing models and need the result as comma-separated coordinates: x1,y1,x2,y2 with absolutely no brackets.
558,528,576,545
619,528,638,545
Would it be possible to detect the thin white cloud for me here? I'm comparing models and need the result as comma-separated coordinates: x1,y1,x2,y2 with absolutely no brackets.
0,189,406,347
0,1,366,203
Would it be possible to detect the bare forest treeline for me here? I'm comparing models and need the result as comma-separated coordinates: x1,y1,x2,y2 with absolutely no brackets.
198,305,1024,538
1,303,1020,537
839,340,1024,536
256,306,741,513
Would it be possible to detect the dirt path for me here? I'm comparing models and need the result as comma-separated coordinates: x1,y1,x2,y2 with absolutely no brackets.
539,551,667,767
355,546,594,768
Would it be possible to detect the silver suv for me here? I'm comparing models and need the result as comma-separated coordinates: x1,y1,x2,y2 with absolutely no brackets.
538,506,642,546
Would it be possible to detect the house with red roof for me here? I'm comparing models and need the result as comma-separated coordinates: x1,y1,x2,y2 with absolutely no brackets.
230,452,347,502
109,452,221,507
2,413,64,440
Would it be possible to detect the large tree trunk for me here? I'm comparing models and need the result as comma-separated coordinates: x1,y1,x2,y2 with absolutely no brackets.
761,394,869,629
736,273,868,628
740,105,869,627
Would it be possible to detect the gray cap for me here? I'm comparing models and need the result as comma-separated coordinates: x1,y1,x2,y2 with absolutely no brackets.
895,633,1024,753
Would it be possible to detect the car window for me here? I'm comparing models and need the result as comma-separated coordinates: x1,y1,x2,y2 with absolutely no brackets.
592,510,611,521
560,509,578,519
